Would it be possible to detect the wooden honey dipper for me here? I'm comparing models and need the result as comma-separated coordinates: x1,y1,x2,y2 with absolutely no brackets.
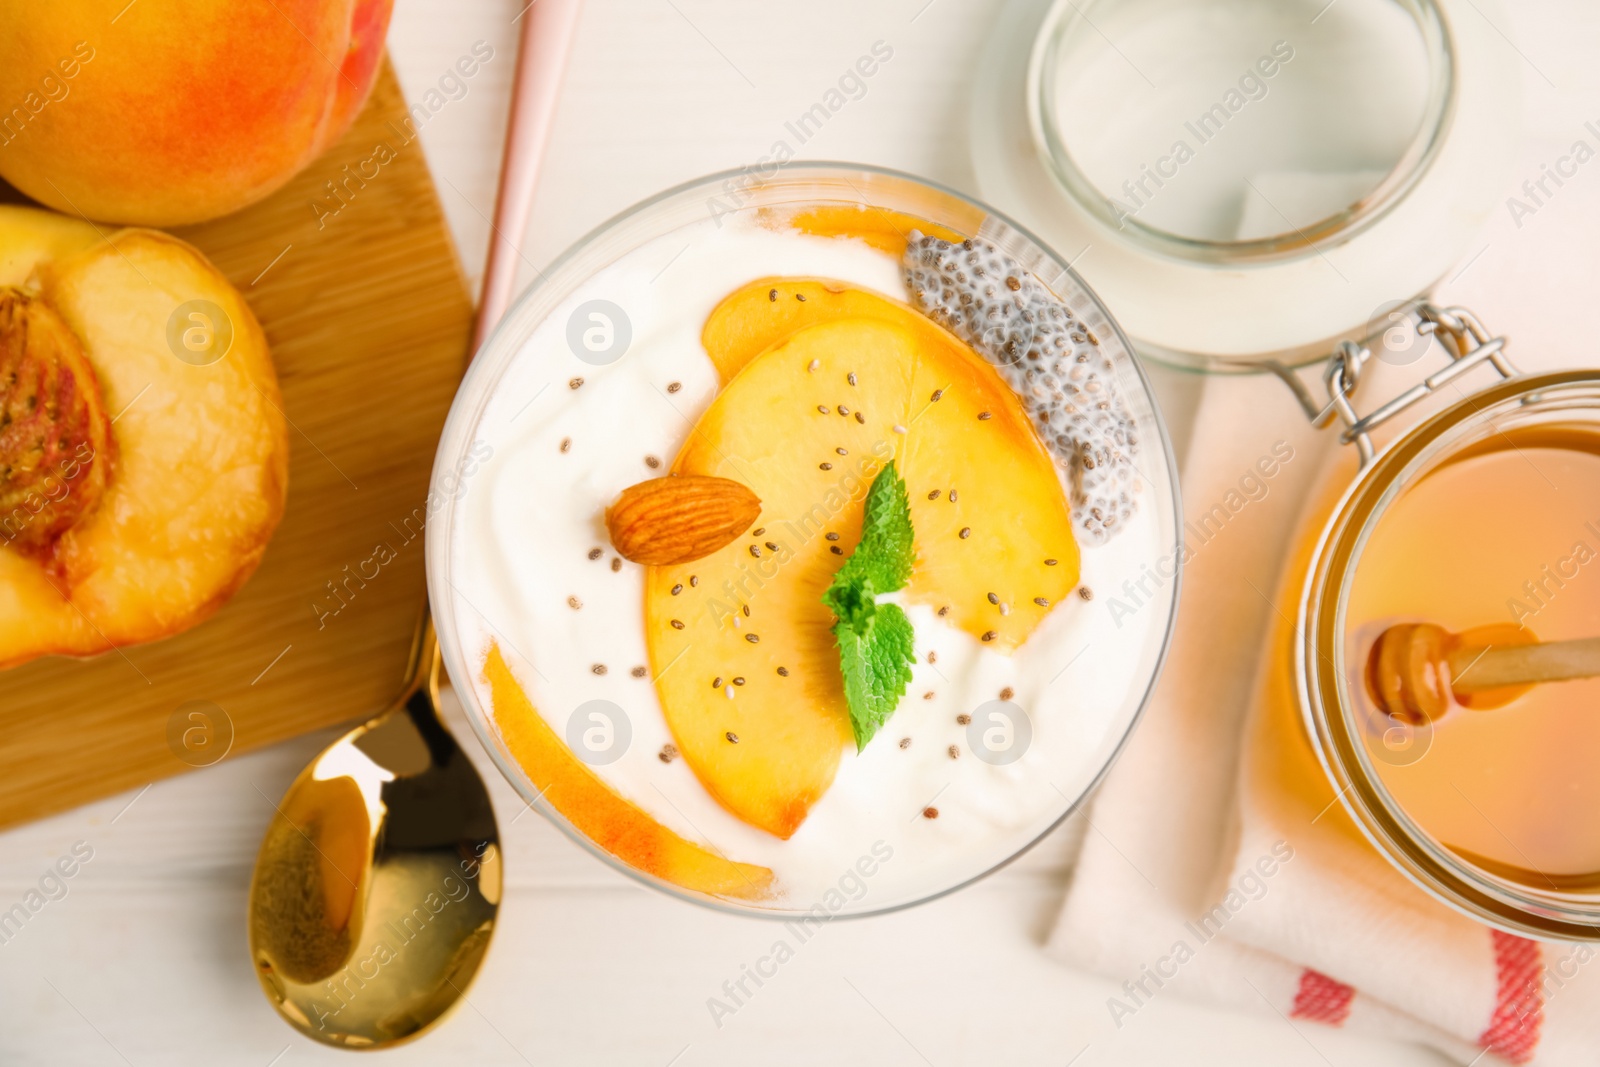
1366,622,1600,724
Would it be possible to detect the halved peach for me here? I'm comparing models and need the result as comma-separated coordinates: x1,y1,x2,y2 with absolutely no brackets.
0,205,288,669
646,298,1078,837
481,642,773,900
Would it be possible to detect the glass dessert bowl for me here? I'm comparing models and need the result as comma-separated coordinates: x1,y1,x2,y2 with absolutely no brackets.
427,164,1180,917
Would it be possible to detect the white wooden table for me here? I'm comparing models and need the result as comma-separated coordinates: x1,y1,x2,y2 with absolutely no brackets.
1,1,1589,1062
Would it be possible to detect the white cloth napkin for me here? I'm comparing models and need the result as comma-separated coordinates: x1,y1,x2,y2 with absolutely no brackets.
1042,0,1600,1048
1048,327,1600,1064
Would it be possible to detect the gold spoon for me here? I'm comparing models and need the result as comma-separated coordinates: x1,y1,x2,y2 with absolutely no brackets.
247,0,592,1042
1366,621,1600,724
246,613,501,1048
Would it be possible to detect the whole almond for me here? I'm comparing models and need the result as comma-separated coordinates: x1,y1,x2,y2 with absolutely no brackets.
605,475,761,565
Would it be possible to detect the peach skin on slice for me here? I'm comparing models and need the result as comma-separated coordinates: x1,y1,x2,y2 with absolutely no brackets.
481,642,773,901
761,204,972,257
648,312,1078,837
704,277,969,384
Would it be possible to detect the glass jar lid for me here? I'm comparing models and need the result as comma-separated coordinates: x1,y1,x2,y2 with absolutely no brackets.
1033,0,1451,265
969,0,1523,369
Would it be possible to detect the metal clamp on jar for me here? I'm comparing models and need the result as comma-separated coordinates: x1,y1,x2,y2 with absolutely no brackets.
1296,307,1600,940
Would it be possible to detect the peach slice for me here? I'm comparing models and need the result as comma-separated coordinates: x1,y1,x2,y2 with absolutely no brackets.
704,276,976,384
647,304,1079,837
481,642,773,900
701,279,1083,645
762,205,971,257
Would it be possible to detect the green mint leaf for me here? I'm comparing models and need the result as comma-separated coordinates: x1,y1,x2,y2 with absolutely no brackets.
853,460,914,592
835,604,917,750
822,462,917,750
820,463,914,624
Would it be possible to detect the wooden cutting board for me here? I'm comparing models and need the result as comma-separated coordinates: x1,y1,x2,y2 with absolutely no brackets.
0,60,475,828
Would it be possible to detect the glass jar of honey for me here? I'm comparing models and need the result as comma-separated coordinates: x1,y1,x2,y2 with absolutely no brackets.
1299,310,1600,938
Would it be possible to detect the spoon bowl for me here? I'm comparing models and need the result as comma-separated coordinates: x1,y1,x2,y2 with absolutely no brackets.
247,615,501,1048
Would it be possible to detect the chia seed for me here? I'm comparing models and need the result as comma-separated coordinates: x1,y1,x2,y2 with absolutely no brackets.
903,233,1141,544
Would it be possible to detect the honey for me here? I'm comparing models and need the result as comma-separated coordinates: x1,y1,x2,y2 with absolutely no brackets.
1344,427,1600,888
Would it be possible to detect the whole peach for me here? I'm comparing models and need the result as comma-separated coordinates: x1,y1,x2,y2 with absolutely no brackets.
0,0,393,226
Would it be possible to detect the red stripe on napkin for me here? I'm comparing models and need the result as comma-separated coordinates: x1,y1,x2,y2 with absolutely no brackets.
1479,930,1543,1065
1289,969,1355,1026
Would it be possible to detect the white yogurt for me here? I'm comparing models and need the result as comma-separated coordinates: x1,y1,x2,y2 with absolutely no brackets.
448,215,1168,909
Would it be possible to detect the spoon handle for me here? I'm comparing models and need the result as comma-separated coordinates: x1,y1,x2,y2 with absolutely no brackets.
472,0,587,351
1449,636,1600,692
